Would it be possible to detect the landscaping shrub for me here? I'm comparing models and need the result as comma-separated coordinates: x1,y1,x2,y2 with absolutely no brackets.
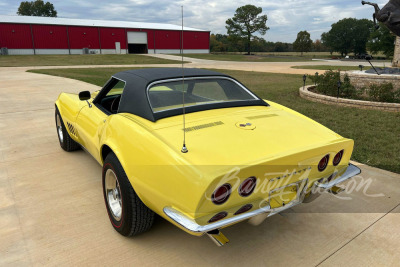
369,82,396,103
311,70,400,103
395,89,400,103
340,74,360,99
312,70,359,99
313,70,340,96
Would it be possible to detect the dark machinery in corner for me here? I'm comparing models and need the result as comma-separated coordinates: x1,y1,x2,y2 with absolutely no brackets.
362,0,400,36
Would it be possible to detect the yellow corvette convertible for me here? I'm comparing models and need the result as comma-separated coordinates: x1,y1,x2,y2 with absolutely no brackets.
55,68,360,246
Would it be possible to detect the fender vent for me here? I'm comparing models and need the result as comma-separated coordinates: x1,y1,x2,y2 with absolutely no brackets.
246,114,278,120
183,121,224,132
67,122,77,137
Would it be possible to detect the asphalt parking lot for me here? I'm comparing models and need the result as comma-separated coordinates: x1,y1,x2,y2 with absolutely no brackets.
1,65,399,266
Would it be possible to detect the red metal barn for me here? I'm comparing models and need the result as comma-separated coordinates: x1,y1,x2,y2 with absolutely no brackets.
0,15,210,55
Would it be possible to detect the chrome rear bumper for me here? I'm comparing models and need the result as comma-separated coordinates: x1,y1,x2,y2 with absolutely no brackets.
315,163,361,189
164,163,361,235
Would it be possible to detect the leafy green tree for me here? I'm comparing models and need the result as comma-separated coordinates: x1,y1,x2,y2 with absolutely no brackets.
251,36,268,52
274,42,291,52
210,34,227,52
321,18,374,56
209,32,294,53
313,39,327,52
209,33,249,52
17,0,57,17
353,19,374,55
293,31,312,56
226,4,269,55
321,32,334,55
367,23,396,58
227,35,246,52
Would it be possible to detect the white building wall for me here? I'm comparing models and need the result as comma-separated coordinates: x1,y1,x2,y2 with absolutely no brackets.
6,49,35,55
151,49,209,54
70,49,82,55
70,49,101,55
35,49,70,55
101,49,128,54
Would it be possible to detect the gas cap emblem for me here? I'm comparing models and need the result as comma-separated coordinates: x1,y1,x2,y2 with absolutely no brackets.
235,122,256,130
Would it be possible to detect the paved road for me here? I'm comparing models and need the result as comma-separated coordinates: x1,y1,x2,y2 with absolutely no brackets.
0,62,399,266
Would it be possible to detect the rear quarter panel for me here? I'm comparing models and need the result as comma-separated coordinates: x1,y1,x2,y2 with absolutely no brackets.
100,114,209,226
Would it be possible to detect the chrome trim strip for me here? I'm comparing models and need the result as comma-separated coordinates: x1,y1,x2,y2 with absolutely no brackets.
315,163,361,189
93,76,126,107
164,205,268,234
111,76,127,84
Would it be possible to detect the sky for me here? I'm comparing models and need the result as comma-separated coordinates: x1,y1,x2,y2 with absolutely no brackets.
0,0,389,42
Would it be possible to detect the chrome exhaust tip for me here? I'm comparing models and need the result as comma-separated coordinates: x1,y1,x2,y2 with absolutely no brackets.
207,230,229,246
248,211,270,226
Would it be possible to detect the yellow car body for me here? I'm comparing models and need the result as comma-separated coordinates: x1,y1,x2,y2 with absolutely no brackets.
55,68,360,244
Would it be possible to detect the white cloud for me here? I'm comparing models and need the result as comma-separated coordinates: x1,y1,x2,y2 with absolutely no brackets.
269,10,290,26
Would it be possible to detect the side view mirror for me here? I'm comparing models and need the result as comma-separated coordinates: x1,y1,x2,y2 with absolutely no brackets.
79,91,91,101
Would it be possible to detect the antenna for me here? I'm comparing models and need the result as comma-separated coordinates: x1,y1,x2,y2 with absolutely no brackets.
181,5,188,153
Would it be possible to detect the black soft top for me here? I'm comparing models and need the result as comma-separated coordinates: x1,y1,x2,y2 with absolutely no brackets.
113,68,268,121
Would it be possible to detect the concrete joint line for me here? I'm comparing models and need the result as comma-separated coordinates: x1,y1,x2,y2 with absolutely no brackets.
315,202,400,266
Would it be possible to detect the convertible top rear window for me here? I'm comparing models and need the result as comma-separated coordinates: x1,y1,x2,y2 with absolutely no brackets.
112,68,268,121
148,77,258,113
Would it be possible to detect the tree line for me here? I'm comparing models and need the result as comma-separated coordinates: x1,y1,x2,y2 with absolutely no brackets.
215,4,395,58
210,33,328,53
212,18,395,58
321,18,395,58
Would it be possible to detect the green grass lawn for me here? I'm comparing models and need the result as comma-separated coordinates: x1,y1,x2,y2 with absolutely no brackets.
182,52,389,62
257,51,387,58
0,54,182,67
180,53,319,62
29,67,400,174
291,65,372,71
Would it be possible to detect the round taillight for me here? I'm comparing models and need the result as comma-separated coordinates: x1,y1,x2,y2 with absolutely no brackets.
208,211,228,223
234,204,253,215
333,150,344,166
239,177,257,197
212,184,231,205
318,155,330,172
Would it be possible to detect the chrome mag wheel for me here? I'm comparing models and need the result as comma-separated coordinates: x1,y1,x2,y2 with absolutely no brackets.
56,114,64,143
105,168,122,221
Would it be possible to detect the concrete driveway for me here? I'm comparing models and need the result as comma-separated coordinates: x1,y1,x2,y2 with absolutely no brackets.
1,65,399,266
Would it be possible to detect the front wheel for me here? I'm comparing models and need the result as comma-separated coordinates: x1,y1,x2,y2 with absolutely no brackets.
102,152,154,236
55,107,80,152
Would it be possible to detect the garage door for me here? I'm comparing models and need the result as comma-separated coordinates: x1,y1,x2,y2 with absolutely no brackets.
127,32,148,44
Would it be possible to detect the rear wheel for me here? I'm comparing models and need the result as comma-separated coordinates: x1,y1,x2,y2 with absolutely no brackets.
55,107,80,152
102,152,154,236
